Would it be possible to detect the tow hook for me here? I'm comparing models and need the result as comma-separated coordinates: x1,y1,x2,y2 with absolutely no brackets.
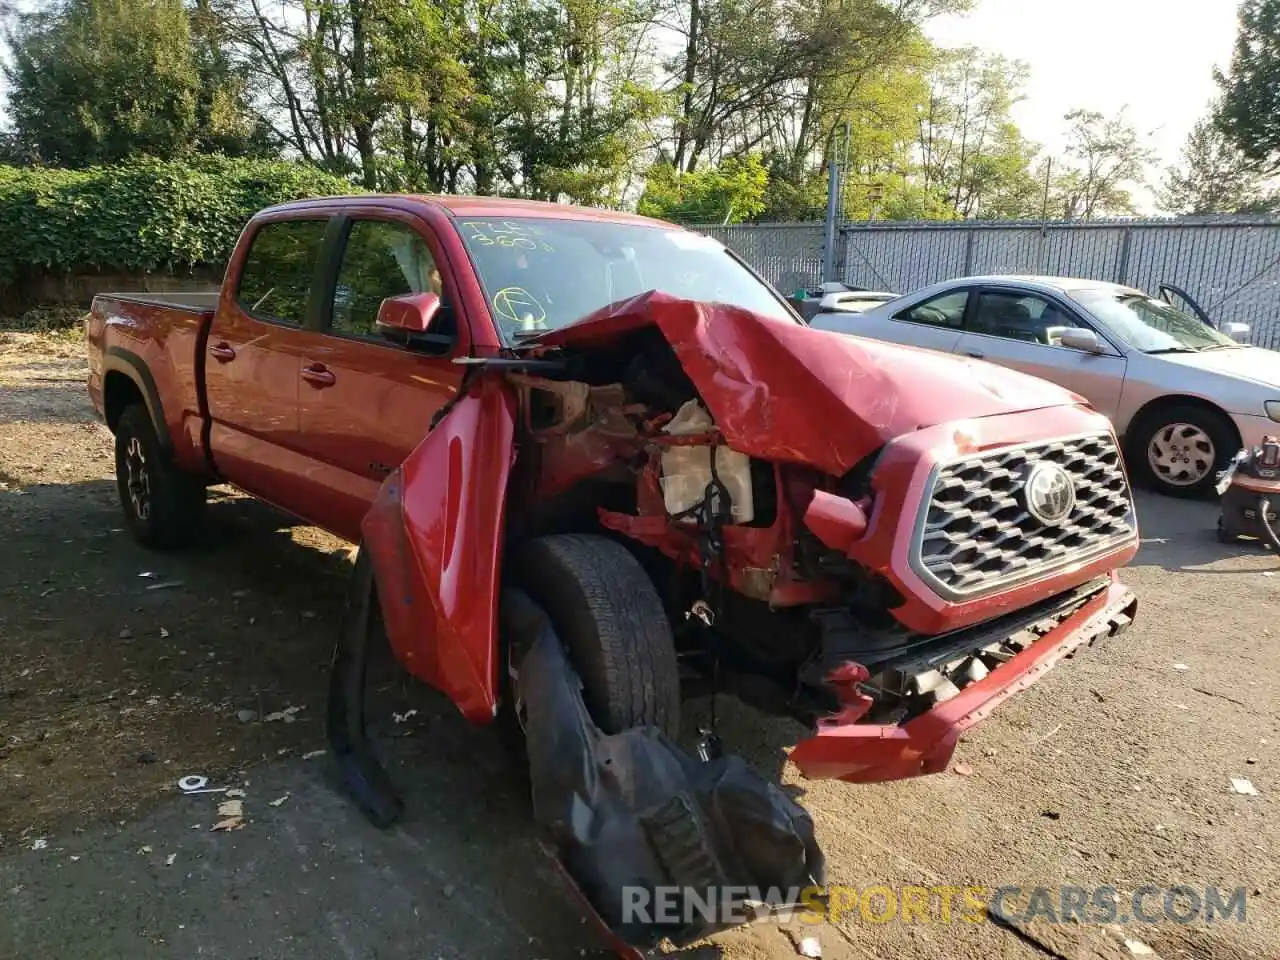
821,662,874,726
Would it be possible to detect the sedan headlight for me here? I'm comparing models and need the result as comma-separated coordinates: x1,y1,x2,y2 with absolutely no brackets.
1266,400,1280,422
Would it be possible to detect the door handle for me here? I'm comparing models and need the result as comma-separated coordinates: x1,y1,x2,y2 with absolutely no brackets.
301,364,336,388
210,342,236,362
965,350,985,359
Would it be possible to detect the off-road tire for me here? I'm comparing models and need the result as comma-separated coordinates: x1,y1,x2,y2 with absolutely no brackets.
1126,403,1239,499
114,404,206,549
510,534,681,737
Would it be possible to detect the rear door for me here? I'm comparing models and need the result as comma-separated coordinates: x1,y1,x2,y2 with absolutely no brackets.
294,209,468,541
204,216,330,507
953,286,1128,420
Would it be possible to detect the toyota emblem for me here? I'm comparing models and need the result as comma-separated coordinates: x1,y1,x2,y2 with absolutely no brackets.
1024,462,1076,526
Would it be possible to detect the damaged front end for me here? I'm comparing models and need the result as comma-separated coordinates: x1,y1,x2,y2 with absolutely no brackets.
337,289,1140,952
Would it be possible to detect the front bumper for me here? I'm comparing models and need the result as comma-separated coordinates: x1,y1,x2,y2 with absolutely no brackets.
1234,412,1280,452
789,575,1137,783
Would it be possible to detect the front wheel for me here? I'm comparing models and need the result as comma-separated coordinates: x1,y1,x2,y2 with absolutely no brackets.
509,534,681,738
1128,404,1238,499
114,405,206,549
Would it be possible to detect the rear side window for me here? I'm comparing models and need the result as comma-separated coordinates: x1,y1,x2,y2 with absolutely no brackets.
895,290,968,327
236,219,329,326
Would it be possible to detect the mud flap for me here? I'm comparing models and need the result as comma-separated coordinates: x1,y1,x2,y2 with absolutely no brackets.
508,592,825,950
360,377,517,723
328,547,405,828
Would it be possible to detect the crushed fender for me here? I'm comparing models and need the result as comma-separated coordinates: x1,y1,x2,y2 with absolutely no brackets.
508,592,825,950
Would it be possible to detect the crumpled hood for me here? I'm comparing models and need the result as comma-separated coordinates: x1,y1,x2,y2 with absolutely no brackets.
534,292,1080,476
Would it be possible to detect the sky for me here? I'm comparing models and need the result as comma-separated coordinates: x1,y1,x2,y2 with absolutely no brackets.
927,0,1242,171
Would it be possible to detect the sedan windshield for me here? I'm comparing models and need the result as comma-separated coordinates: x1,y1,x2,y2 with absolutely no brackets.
454,217,796,339
1071,289,1237,352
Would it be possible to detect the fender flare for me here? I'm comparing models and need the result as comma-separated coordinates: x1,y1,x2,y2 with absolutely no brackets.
104,347,172,454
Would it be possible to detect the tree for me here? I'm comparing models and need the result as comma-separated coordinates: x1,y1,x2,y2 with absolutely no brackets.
637,153,768,223
915,47,1040,219
1159,107,1279,215
213,0,661,198
1216,0,1280,173
1051,108,1154,219
4,0,261,166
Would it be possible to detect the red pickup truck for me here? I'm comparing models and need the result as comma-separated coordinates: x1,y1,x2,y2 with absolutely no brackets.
87,194,1139,796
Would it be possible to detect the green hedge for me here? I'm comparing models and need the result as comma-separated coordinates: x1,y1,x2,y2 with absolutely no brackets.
0,157,358,283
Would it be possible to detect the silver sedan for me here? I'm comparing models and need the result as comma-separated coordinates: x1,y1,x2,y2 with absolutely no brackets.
810,275,1280,497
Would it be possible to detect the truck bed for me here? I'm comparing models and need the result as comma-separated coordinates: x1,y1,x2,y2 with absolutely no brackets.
87,291,221,478
95,291,220,315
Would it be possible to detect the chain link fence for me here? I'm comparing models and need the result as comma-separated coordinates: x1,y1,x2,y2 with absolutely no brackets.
693,217,1280,350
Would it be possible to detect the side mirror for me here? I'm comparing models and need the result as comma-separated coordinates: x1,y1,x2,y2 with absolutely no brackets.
1223,321,1251,343
375,292,453,350
1058,327,1106,354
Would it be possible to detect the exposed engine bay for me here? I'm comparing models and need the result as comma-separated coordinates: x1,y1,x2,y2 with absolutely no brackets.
501,308,1132,734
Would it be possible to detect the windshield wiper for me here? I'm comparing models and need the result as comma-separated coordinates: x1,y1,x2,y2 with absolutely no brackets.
1145,346,1198,354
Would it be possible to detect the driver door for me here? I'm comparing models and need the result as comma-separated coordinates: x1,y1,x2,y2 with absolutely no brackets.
1159,283,1215,327
293,210,468,541
954,288,1127,420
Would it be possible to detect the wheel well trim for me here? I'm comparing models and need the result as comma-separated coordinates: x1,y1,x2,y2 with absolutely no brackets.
103,347,172,454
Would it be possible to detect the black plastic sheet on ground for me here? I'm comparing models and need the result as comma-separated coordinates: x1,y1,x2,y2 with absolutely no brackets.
508,593,826,949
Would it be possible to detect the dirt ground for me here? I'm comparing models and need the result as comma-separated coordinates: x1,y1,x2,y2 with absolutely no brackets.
0,330,1276,960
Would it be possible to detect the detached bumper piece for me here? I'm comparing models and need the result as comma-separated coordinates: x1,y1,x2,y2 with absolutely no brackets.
510,593,824,954
789,577,1137,783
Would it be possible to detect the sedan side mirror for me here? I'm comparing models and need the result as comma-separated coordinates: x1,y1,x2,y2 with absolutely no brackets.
1222,321,1251,343
1057,327,1106,354
375,292,453,350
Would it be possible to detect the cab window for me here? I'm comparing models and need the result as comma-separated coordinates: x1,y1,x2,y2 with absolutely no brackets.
895,290,969,328
236,219,328,326
330,219,447,338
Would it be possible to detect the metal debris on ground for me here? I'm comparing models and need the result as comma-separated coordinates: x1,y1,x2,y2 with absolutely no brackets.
268,794,289,807
301,749,326,760
165,853,177,866
1230,777,1260,796
1172,663,1189,671
30,838,47,851
138,572,157,579
145,581,185,591
392,709,418,724
264,705,305,723
159,627,170,639
176,773,221,798
138,845,152,854
797,936,822,958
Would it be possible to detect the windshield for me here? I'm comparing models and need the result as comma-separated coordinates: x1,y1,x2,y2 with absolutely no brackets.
1070,290,1237,352
453,217,795,339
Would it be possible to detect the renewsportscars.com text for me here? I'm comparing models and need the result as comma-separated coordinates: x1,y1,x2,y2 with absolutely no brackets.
621,884,1249,926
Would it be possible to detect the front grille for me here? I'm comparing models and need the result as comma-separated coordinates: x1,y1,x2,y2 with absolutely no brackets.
913,433,1135,599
